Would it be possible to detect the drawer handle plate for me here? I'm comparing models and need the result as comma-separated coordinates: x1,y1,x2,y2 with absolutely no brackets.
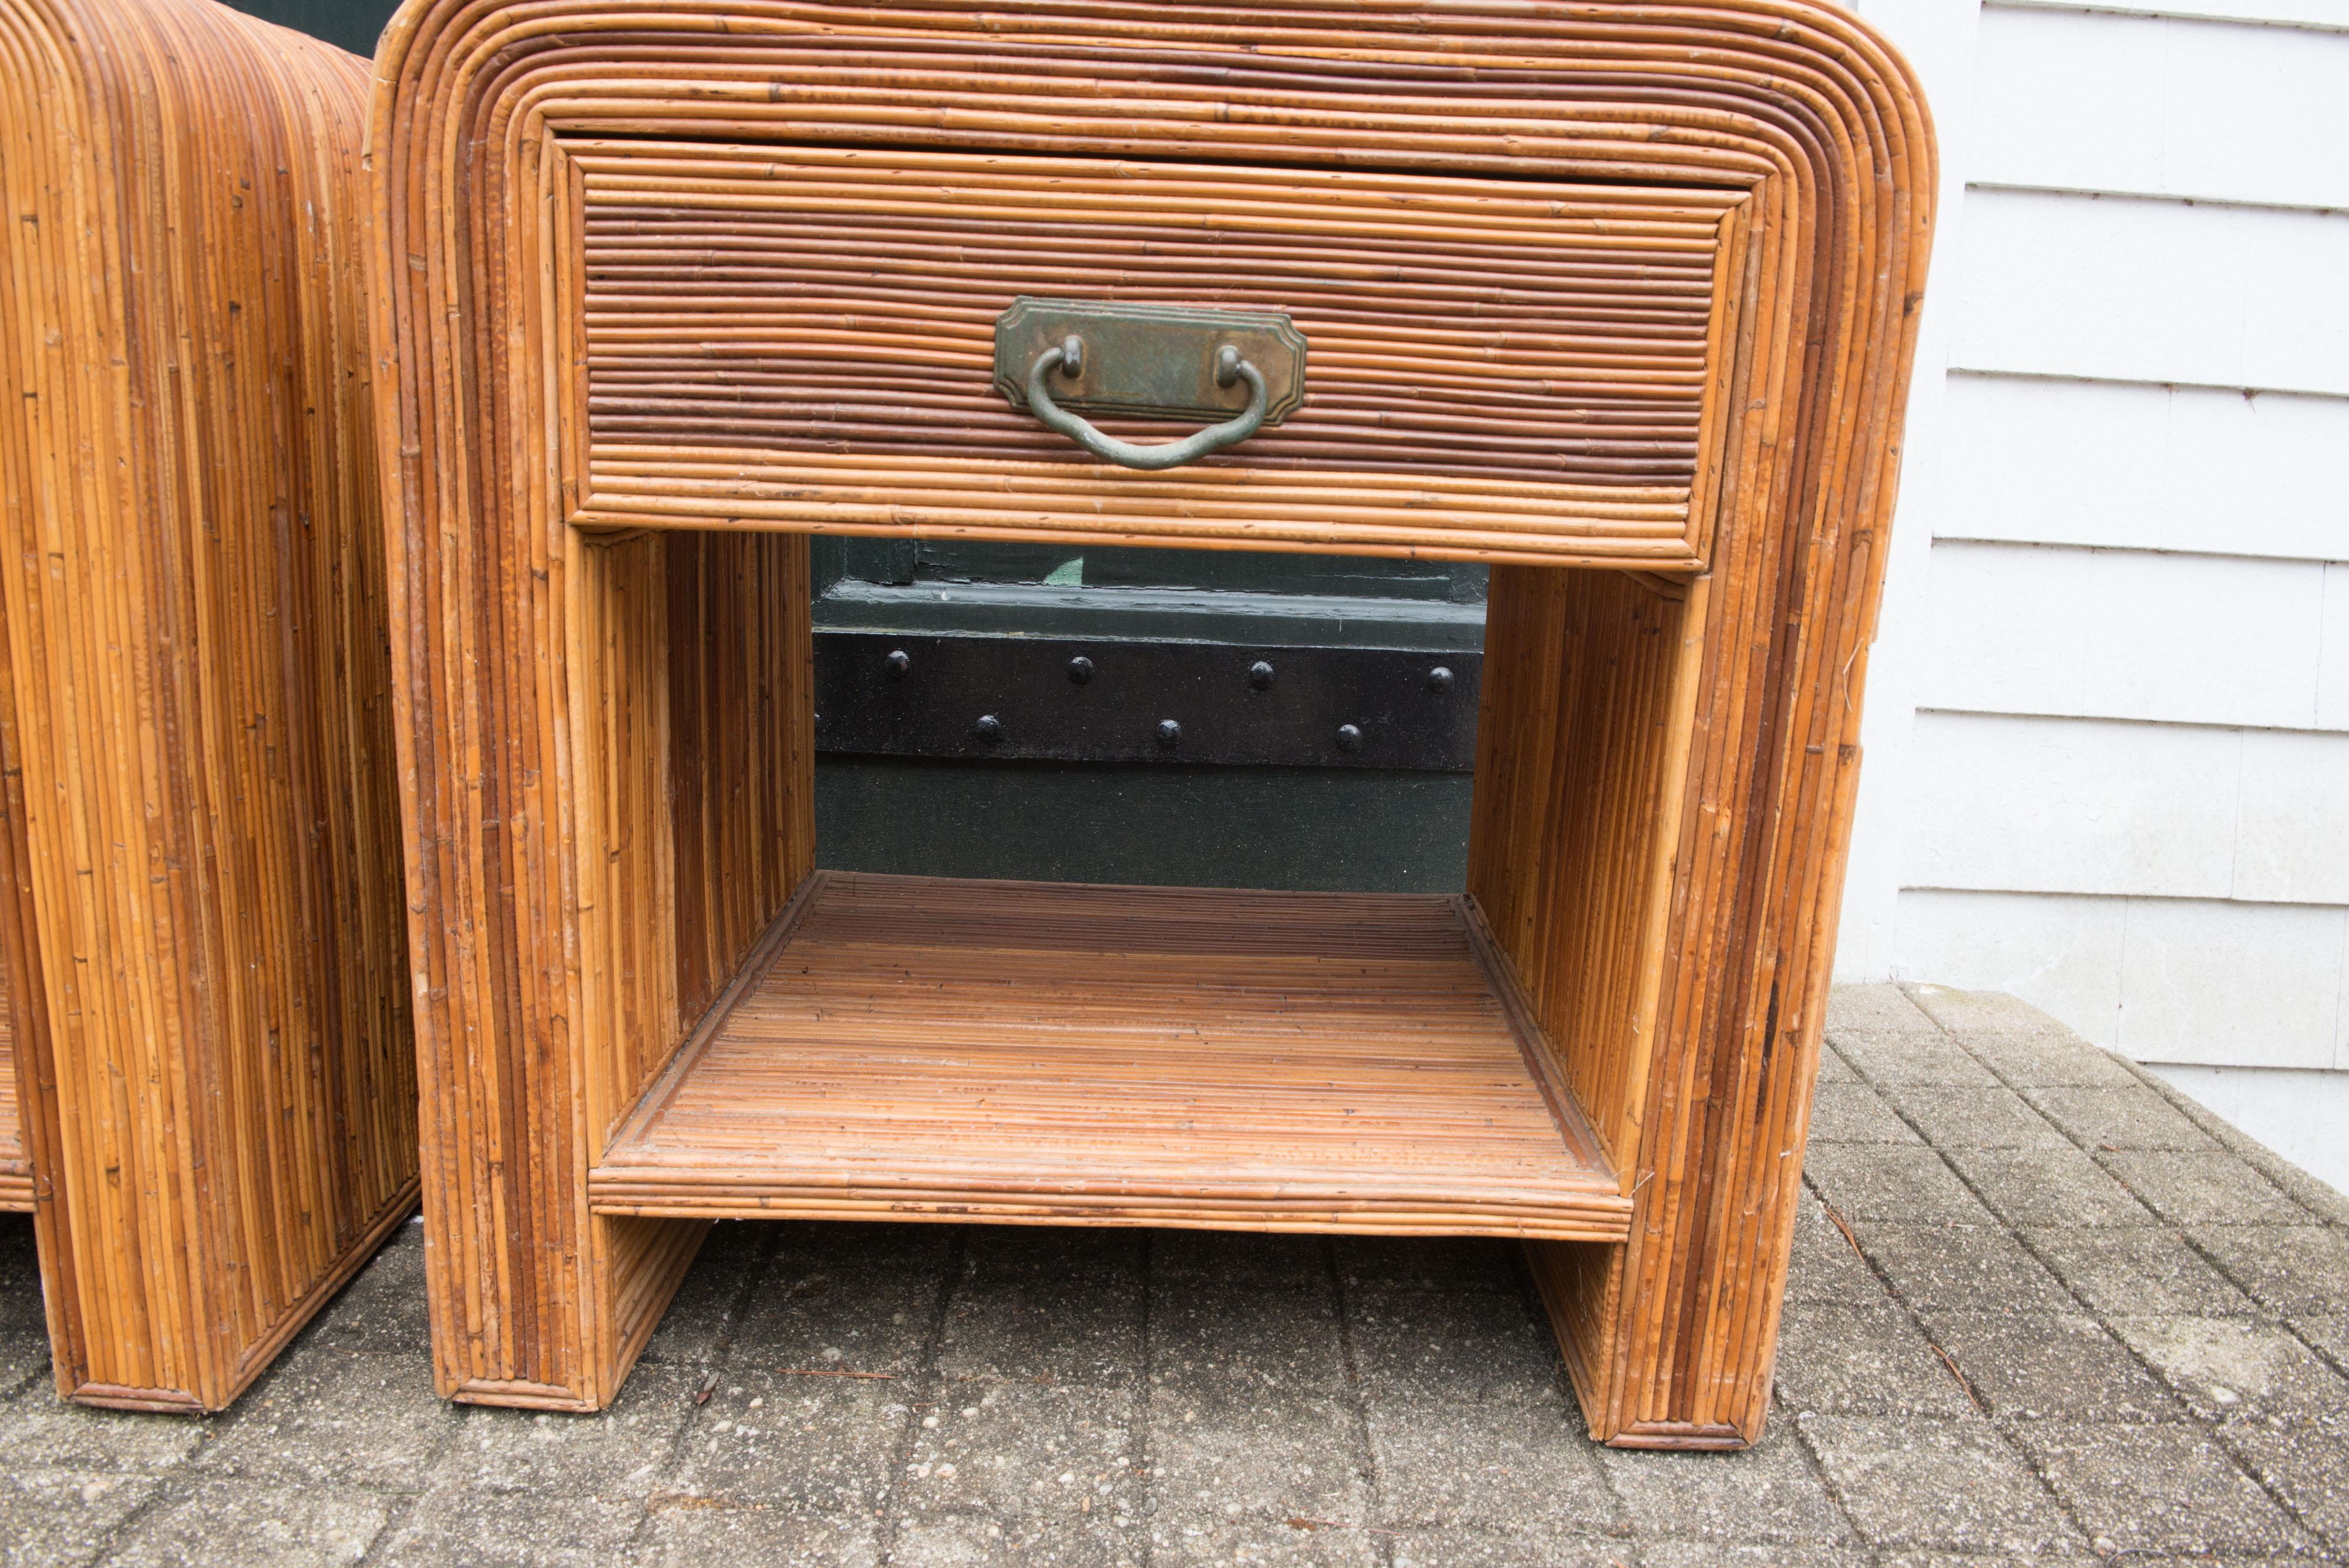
994,297,1305,471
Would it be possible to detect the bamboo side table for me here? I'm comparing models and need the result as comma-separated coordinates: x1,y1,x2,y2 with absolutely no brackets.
0,0,417,1410
371,0,1932,1446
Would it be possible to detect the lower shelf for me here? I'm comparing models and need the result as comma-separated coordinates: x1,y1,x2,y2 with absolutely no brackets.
591,871,1631,1241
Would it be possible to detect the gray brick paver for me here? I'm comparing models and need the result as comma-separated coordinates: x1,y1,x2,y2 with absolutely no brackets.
1813,1042,1862,1084
1146,1281,1368,1545
2011,1420,2321,1557
2190,1226,2349,1319
894,1379,1143,1564
0,1469,161,1568
1772,1299,1977,1419
1363,1395,1619,1537
1939,1142,2158,1229
1830,1028,2002,1089
1880,1085,2075,1152
1591,1421,1853,1547
1785,1194,1893,1308
2220,1410,2349,1553
2294,1312,2349,1377
1803,1145,1999,1227
0,1399,208,1475
2105,1152,2309,1228
2024,1225,2261,1318
1795,1414,2085,1554
1152,1230,1330,1292
103,1478,392,1567
1391,1529,1634,1566
1806,1080,1926,1145
373,1483,654,1567
1915,1310,2186,1424
2108,1315,2349,1426
1849,1223,2077,1316
1331,1236,1523,1294
2022,1085,2221,1153
189,1347,455,1492
1635,1543,1868,1567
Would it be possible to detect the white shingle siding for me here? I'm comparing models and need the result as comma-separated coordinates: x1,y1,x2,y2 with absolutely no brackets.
1921,544,2339,730
1971,8,2349,207
1993,0,2349,36
1893,889,2349,1065
1906,715,2349,901
1959,192,2349,394
1935,377,2348,561
1842,0,2349,1189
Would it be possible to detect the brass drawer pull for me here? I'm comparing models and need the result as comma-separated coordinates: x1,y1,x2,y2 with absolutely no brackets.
1027,337,1267,470
994,298,1307,472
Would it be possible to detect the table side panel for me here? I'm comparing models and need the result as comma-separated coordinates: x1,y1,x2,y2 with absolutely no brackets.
0,0,418,1407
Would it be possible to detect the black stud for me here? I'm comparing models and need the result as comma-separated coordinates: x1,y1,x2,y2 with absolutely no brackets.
1156,719,1182,749
1426,665,1454,695
974,714,1004,745
1335,724,1363,753
1068,655,1095,685
884,648,912,679
1248,660,1275,691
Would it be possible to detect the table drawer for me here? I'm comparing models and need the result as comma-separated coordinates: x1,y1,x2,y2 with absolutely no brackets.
561,144,1742,566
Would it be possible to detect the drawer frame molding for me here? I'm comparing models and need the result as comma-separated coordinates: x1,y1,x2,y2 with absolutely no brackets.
555,143,1740,566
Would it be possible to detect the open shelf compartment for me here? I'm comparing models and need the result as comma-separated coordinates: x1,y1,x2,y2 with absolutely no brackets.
591,870,1631,1241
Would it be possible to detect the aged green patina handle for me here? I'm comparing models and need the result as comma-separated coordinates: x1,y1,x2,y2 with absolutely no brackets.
1025,336,1269,470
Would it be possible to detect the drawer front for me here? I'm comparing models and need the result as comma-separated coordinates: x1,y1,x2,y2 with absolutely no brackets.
562,144,1742,565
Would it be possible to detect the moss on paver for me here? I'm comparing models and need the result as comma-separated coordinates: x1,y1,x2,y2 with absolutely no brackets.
0,984,2344,1565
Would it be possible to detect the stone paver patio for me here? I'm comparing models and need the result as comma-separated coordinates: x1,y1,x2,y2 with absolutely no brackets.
1,984,2344,1566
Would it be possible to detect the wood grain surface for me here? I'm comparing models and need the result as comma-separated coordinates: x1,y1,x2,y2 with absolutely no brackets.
593,872,1630,1237
0,0,416,1409
370,0,1934,1441
0,957,25,1211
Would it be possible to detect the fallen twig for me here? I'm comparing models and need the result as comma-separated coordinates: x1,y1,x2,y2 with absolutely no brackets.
1932,1342,1990,1416
1819,1200,1866,1261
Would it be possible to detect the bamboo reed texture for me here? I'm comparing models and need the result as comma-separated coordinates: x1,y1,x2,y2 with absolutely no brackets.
369,0,1933,1442
0,958,26,1210
0,0,416,1410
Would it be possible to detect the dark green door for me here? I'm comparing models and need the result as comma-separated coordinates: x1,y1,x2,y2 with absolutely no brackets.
807,540,1484,893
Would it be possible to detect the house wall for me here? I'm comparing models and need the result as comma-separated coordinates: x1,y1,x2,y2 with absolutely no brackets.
1839,0,2349,1192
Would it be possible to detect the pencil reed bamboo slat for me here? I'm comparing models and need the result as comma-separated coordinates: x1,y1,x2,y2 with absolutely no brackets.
0,955,26,1210
369,0,1932,1443
0,0,416,1409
